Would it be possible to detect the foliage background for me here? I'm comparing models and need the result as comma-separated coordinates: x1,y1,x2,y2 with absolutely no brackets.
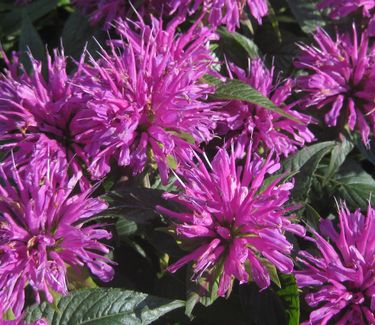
1,0,374,324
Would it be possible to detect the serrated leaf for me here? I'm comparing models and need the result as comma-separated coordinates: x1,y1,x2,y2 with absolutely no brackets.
330,159,375,210
284,142,336,203
283,141,336,172
286,0,325,33
24,288,184,325
324,137,353,183
276,274,300,325
207,78,303,124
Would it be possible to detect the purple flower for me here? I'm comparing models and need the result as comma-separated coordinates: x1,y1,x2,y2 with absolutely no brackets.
170,0,268,31
0,49,107,182
296,202,375,324
77,16,220,184
318,0,375,19
296,25,375,146
218,59,314,157
157,146,305,296
0,139,114,318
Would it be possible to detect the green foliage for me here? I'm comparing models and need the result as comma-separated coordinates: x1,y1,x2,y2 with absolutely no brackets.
24,288,184,325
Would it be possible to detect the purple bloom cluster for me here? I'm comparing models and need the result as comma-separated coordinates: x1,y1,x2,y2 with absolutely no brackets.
296,26,375,146
77,16,219,183
5,0,375,322
0,50,94,185
0,139,113,318
296,203,375,324
158,146,305,296
219,59,314,157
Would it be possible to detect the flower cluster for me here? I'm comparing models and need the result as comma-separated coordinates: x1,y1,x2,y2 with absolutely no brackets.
218,59,314,157
0,50,94,185
296,203,375,324
158,147,305,296
0,139,113,318
77,16,219,183
296,26,375,146
4,0,375,322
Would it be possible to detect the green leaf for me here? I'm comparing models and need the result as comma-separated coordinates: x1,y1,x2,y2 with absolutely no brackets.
102,187,167,224
283,141,336,172
116,217,138,239
324,137,354,183
24,288,184,325
206,78,303,124
0,0,58,37
3,308,16,321
330,159,375,210
286,0,326,33
18,10,45,72
283,141,336,203
62,11,106,59
217,27,259,66
276,274,300,325
66,267,97,290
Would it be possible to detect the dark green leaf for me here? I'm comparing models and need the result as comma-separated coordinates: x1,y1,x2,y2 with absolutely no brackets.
0,0,58,37
217,27,259,67
19,10,45,72
284,142,336,203
116,217,138,239
324,137,354,183
286,0,325,33
283,141,336,172
62,11,105,59
207,78,303,124
24,288,184,325
331,159,375,210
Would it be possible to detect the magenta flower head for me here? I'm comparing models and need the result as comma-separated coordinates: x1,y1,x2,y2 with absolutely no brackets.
157,145,305,297
0,49,108,183
78,15,220,184
296,25,375,146
169,0,268,31
296,202,375,324
218,59,314,157
0,139,114,318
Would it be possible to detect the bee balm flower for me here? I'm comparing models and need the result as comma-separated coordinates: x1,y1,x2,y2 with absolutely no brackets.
218,59,314,157
78,16,220,183
0,141,114,318
157,146,305,296
296,203,375,324
296,25,375,146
